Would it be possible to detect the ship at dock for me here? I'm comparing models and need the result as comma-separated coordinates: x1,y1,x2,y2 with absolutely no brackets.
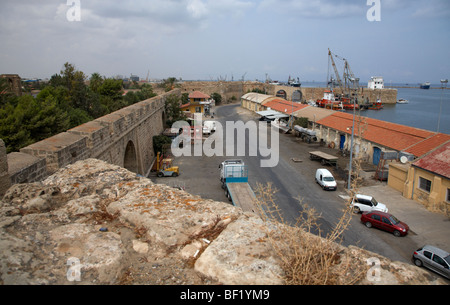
420,82,431,89
316,49,384,111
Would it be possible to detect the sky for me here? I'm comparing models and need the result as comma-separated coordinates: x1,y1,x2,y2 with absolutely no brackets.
0,0,449,84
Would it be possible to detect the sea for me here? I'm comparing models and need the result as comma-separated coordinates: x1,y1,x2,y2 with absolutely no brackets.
302,82,450,135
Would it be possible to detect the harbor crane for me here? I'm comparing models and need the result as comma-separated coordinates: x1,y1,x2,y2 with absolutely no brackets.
328,48,343,91
328,49,360,99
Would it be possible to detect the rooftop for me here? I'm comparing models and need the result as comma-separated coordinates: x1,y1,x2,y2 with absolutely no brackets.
188,91,210,99
316,112,448,157
412,141,450,179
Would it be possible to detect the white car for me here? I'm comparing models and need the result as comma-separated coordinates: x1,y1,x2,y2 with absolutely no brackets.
350,194,388,214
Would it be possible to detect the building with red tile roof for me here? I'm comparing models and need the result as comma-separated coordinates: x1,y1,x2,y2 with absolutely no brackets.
182,91,211,114
400,141,450,210
262,99,308,115
412,141,450,180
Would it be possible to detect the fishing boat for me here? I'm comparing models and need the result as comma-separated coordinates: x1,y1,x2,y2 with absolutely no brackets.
420,82,431,89
340,97,359,110
397,99,409,104
368,98,383,110
316,90,341,109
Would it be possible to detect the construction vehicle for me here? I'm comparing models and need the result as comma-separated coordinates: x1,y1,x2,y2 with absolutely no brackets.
155,153,179,177
219,160,258,213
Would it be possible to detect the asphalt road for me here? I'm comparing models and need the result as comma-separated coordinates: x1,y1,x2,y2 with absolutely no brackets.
151,103,435,266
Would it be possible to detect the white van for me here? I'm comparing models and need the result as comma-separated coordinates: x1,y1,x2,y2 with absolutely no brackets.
315,168,337,191
203,121,216,135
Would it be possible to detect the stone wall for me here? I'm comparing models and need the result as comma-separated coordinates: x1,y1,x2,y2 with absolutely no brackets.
2,89,181,189
180,81,267,104
270,85,398,104
0,140,11,197
7,152,47,185
179,81,397,105
0,74,22,97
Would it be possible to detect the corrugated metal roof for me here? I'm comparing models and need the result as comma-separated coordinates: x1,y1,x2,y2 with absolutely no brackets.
413,141,450,179
241,93,273,104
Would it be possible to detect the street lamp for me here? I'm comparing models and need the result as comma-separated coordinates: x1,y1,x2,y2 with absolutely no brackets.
437,79,448,133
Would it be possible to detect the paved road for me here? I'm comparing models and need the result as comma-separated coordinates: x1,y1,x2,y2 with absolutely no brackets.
151,103,450,280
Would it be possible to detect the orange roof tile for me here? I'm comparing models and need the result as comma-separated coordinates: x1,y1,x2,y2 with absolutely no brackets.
413,141,450,179
263,100,308,114
405,133,450,157
316,112,446,157
188,91,210,99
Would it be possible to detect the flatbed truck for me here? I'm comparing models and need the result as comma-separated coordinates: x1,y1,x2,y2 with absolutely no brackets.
219,160,258,213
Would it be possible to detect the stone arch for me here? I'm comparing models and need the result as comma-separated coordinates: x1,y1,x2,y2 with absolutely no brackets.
124,140,138,173
276,90,287,99
292,90,303,103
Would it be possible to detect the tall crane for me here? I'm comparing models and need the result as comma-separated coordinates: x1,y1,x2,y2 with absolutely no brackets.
328,48,343,92
329,49,360,99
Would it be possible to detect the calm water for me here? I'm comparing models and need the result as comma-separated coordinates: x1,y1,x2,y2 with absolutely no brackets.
302,82,450,135
358,87,450,135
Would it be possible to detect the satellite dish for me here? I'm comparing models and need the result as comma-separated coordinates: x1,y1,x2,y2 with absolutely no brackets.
400,156,408,164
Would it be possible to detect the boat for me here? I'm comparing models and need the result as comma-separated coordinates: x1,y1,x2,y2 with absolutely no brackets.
368,98,383,110
307,100,317,107
271,118,291,133
340,97,359,110
397,99,409,104
420,82,431,89
316,90,341,109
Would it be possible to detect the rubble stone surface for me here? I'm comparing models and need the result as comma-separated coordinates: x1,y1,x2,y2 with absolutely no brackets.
0,159,445,285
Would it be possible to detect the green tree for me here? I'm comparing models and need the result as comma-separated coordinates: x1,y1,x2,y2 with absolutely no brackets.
164,93,186,127
89,72,104,93
210,92,222,105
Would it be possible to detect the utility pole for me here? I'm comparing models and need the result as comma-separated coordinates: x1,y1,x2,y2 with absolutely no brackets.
437,79,448,132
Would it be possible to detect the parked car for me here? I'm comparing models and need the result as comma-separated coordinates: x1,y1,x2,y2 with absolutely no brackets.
315,168,337,191
350,194,388,213
360,211,409,237
413,245,450,279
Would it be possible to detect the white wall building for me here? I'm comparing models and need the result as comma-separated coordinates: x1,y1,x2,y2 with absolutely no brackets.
368,76,384,89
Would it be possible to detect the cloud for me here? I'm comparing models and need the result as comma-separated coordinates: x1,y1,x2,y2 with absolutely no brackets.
258,0,365,18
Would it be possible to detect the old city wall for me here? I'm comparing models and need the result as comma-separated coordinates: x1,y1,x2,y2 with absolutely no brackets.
180,81,267,104
270,85,398,104
0,89,181,195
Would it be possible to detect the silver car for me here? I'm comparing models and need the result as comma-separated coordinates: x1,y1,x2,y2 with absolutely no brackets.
413,245,450,279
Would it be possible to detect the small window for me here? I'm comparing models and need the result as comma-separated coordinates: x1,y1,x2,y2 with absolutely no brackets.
382,217,391,225
419,177,432,192
424,251,433,260
371,214,381,221
446,188,450,203
432,255,449,269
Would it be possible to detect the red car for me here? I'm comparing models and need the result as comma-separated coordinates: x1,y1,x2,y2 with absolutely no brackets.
360,211,409,237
